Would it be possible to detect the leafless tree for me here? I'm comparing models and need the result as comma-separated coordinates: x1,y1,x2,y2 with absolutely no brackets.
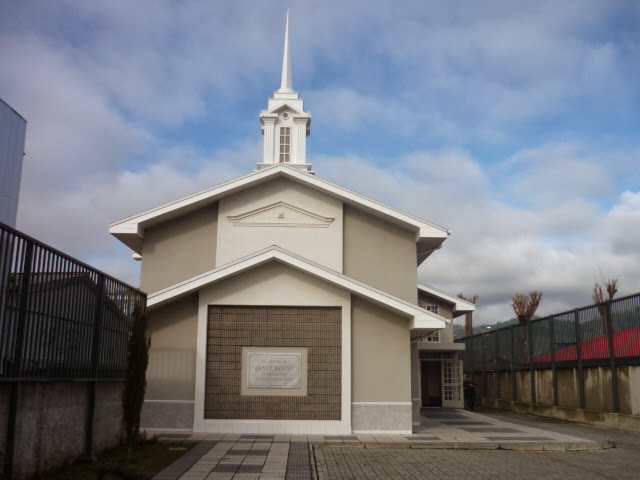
593,278,618,335
512,291,543,362
512,291,543,325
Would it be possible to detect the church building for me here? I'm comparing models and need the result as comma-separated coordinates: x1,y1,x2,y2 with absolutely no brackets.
109,13,472,435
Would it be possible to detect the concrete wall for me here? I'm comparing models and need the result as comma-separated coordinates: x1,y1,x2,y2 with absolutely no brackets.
351,296,412,432
474,365,640,430
343,205,417,304
216,177,343,271
140,204,218,293
0,381,123,480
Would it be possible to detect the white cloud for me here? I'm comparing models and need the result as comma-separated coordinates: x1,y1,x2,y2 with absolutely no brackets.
1,0,639,324
316,149,640,324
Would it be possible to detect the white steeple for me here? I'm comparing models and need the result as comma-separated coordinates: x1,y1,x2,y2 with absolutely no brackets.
258,10,312,172
278,10,293,94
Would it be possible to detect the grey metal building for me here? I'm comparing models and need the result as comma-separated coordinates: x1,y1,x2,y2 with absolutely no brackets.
0,98,27,228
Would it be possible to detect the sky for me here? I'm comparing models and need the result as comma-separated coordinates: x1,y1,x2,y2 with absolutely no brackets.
1,0,639,326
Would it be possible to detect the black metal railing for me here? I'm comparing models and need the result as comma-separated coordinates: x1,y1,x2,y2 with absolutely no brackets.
0,222,145,381
0,221,146,478
457,292,640,412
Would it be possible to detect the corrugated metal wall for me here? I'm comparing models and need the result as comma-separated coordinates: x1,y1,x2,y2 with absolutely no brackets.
0,99,27,228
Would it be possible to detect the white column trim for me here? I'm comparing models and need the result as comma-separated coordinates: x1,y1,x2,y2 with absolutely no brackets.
193,296,208,432
342,302,352,433
262,118,277,164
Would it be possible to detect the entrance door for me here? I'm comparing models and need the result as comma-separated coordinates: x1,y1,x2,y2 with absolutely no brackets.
420,361,442,407
441,359,463,408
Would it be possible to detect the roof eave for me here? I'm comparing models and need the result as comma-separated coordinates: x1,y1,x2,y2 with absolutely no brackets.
108,164,451,255
417,283,476,313
146,246,446,331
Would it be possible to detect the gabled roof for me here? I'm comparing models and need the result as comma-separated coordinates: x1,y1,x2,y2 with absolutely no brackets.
109,163,450,261
417,283,475,316
147,245,446,332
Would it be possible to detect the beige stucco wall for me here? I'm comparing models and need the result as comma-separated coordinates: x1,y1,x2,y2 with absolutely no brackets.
351,296,411,402
199,261,350,308
344,205,416,303
146,293,198,401
140,205,218,293
216,177,343,271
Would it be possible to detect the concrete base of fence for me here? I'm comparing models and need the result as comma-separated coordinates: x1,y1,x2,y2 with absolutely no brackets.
1,380,124,480
483,397,640,432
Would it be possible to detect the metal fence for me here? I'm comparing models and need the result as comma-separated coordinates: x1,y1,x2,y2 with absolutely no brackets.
0,222,146,380
457,292,640,411
0,222,146,477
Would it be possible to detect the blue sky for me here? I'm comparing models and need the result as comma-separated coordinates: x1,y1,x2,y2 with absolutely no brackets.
1,0,639,324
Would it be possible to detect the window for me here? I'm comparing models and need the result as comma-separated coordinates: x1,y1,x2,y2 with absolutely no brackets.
279,127,290,162
425,305,439,315
420,351,452,360
422,331,440,343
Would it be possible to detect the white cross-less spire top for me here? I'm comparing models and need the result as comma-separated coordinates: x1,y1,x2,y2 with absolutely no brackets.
278,10,293,93
258,10,311,172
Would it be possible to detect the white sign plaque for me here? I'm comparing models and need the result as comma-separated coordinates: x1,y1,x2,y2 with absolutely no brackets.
247,353,301,389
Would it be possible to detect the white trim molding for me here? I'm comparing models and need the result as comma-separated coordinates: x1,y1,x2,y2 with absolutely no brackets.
227,201,334,228
351,402,412,406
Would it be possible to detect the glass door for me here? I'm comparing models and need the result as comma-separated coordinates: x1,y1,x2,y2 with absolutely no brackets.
441,358,464,408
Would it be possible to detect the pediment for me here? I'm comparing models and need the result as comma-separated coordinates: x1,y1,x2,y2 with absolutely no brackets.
270,103,303,115
227,201,334,228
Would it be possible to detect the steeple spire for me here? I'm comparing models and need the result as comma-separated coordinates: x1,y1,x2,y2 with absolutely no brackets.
258,9,311,172
277,10,293,93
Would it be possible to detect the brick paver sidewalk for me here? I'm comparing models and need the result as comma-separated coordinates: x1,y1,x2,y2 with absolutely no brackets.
151,409,619,480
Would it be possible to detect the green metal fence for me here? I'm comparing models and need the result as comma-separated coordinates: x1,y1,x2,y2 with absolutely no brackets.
457,292,640,412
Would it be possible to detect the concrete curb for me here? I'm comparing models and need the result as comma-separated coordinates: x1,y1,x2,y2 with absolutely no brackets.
312,440,614,452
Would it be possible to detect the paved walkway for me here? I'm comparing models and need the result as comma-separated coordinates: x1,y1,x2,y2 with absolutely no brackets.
152,408,617,480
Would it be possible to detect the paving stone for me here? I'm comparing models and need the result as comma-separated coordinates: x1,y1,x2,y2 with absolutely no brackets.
154,408,616,479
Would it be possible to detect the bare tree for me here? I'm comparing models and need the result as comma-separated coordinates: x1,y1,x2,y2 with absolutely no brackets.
457,293,478,337
512,291,542,362
593,278,618,335
512,291,543,325
593,278,618,304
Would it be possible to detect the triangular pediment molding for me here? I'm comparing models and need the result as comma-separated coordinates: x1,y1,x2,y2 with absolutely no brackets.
271,104,303,115
227,201,334,228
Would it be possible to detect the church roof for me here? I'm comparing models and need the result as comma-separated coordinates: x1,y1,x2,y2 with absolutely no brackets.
146,245,446,333
417,283,476,315
109,163,450,262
